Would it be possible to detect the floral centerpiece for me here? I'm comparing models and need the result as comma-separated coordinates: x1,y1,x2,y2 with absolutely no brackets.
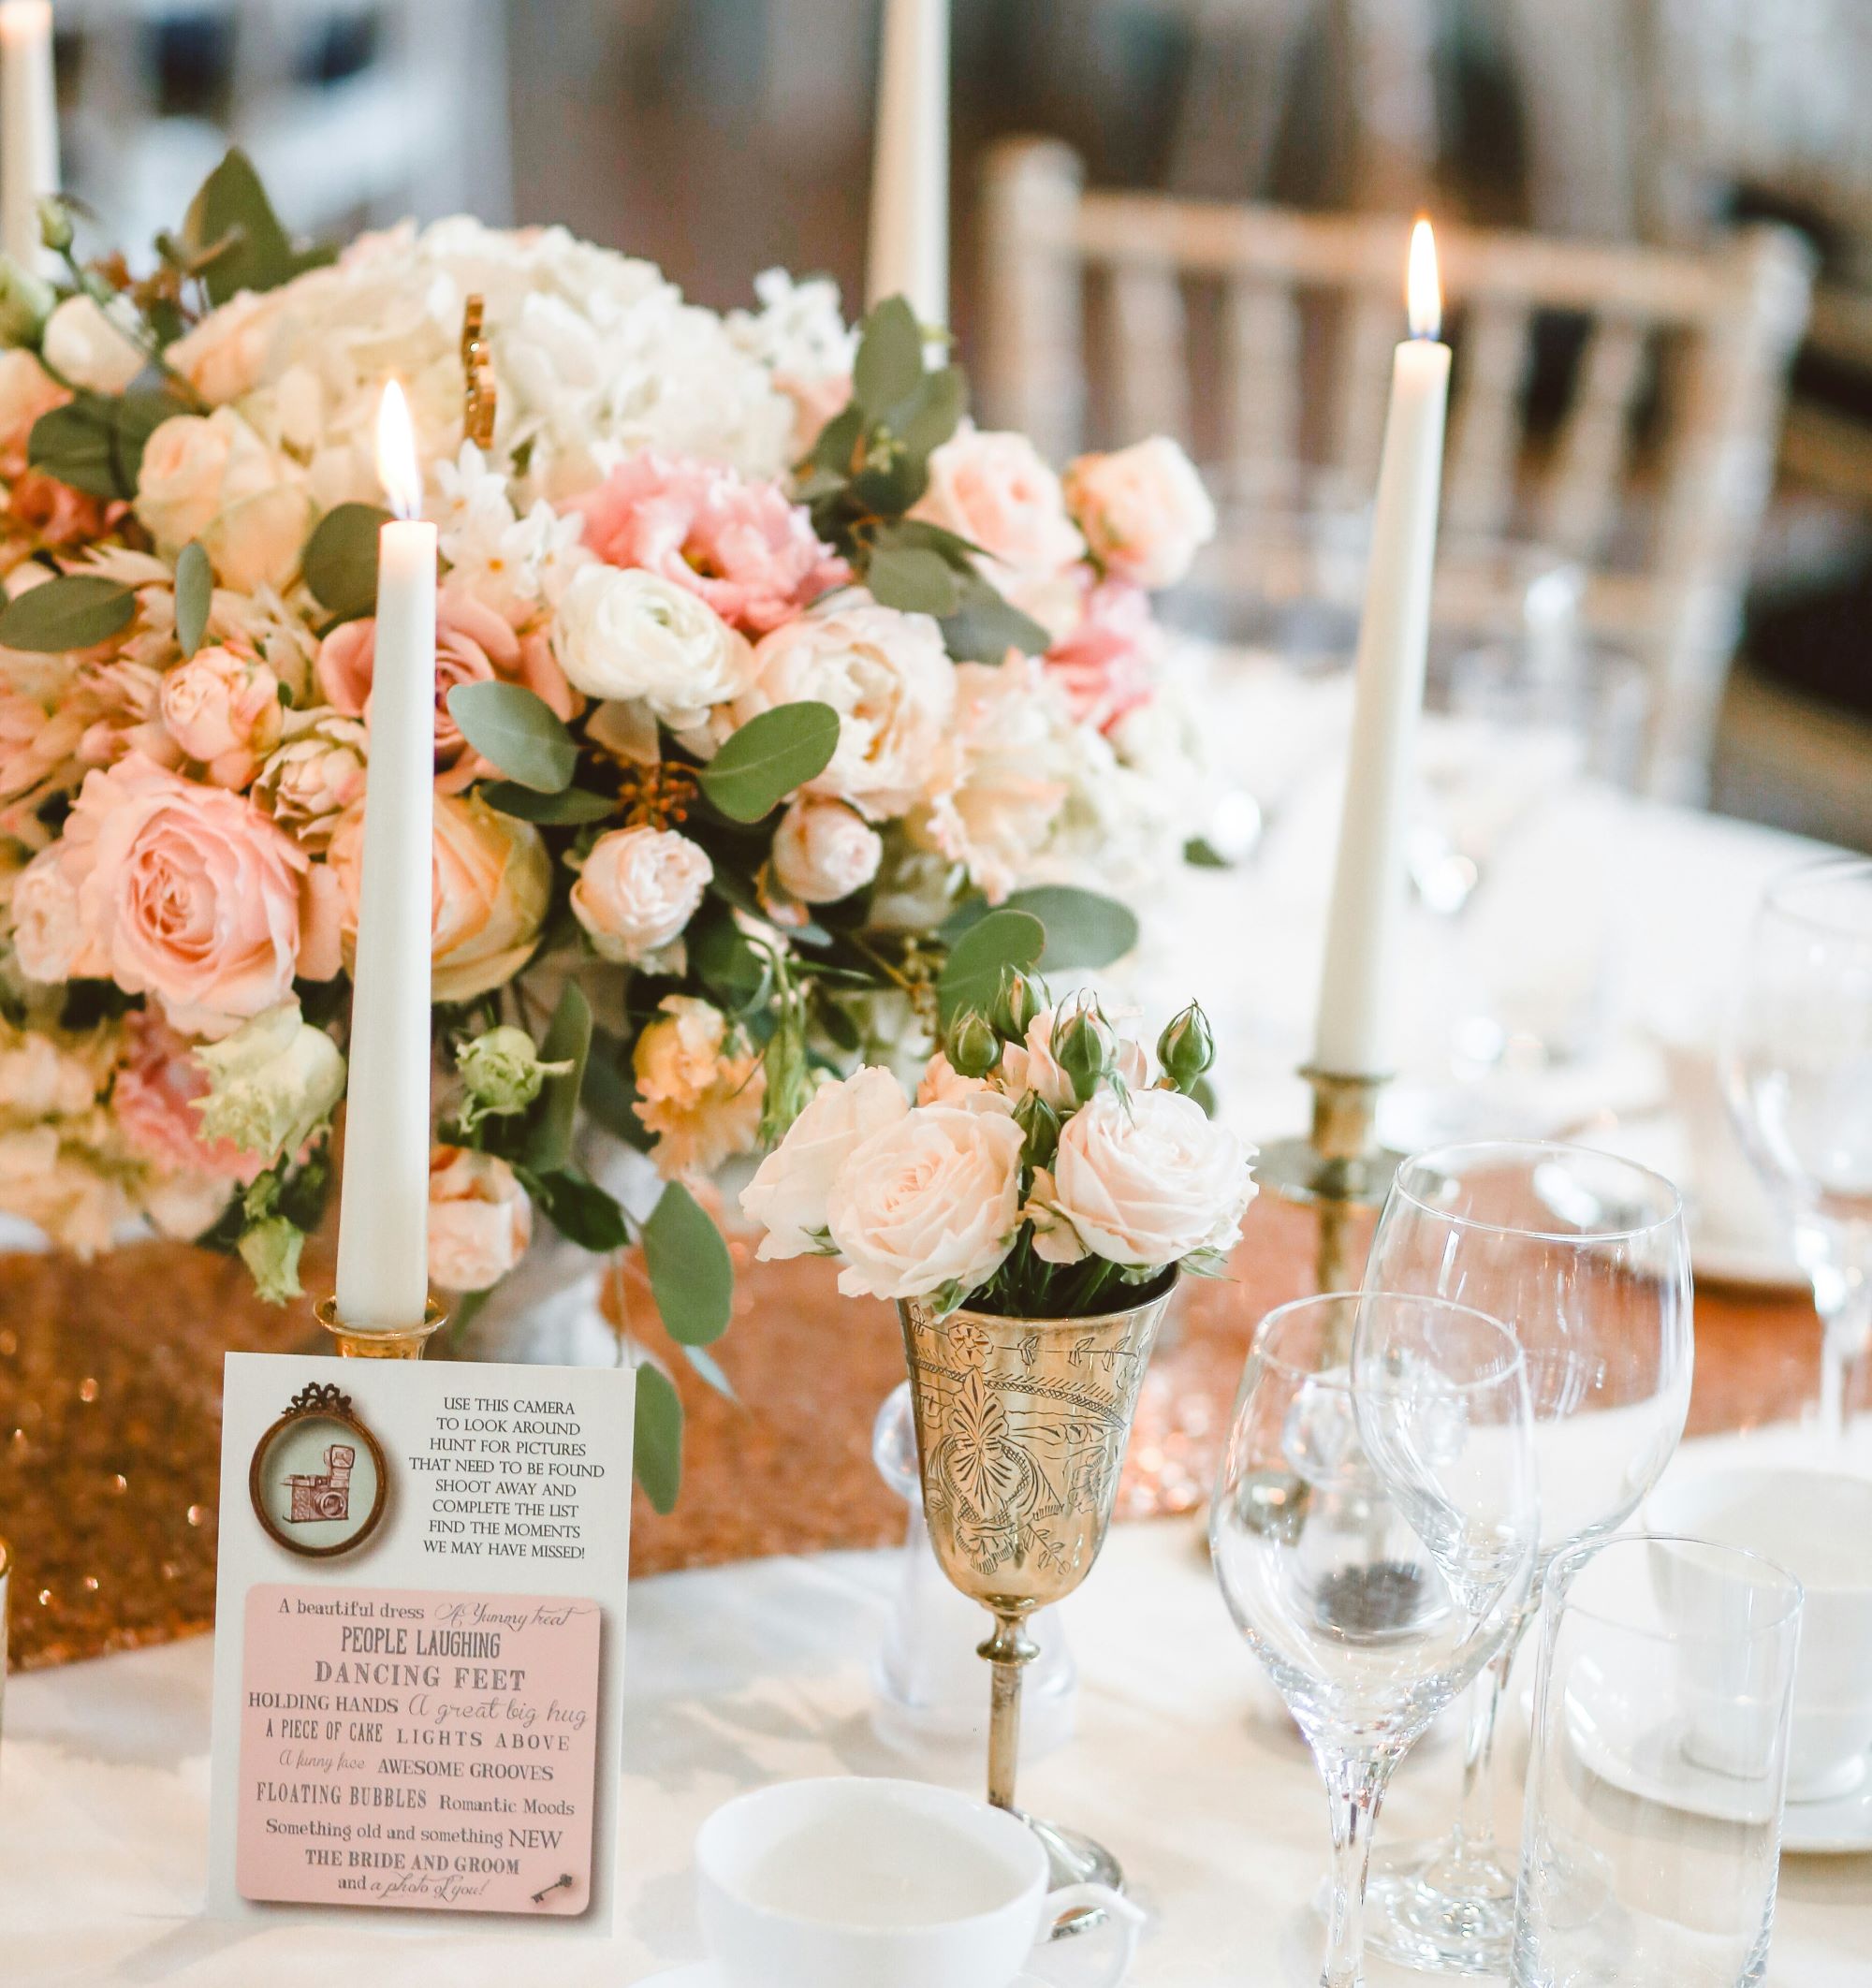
0,153,1216,1501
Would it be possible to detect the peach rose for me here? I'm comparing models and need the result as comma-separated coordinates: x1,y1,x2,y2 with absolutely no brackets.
159,644,285,788
427,1146,533,1293
252,715,368,847
317,588,575,795
16,753,337,1037
769,796,882,904
326,791,552,1002
632,995,766,1177
914,428,1084,590
740,1065,910,1259
571,825,711,968
1061,437,1215,590
0,348,67,472
41,295,144,395
134,407,312,593
165,288,282,405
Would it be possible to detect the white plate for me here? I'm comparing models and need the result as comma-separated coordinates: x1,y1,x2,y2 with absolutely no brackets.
1567,1699,1872,1855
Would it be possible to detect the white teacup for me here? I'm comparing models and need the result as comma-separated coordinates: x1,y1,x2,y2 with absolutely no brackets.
695,1776,1139,1988
1649,1468,1872,1801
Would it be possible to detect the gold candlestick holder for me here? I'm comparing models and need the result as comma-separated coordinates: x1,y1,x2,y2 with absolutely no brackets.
1253,1066,1400,1298
314,1295,448,1360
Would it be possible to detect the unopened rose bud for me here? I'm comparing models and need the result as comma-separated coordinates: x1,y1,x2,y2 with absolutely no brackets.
36,197,72,256
946,1009,1001,1081
1014,1089,1060,1168
1052,998,1115,1104
992,965,1045,1043
457,1025,573,1127
0,254,52,344
1158,1001,1215,1095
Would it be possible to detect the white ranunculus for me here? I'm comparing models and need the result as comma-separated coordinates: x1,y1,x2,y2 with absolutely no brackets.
825,1104,1024,1302
135,406,311,592
41,294,145,394
736,597,954,821
1061,436,1216,591
769,796,882,904
191,1000,346,1163
1028,1087,1254,1270
570,825,711,967
739,1064,907,1260
550,564,752,727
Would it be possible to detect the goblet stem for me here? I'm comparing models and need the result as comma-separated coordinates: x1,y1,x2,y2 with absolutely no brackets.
1320,1751,1391,1988
1453,1642,1508,1862
980,1610,1039,1812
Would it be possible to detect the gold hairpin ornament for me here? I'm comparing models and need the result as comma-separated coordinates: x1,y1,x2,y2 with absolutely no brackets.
461,294,498,448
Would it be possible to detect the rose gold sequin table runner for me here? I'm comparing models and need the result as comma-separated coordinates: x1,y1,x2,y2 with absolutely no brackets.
0,1196,1828,1671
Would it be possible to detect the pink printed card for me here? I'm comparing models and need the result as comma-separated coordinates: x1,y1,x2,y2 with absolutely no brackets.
237,1585,603,1915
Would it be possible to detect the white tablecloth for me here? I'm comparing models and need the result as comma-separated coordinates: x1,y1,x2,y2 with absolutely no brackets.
7,1498,1870,1987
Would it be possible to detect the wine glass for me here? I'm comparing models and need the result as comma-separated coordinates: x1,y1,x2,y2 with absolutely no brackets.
1210,1294,1537,1988
1722,853,1872,1444
1358,1140,1692,1977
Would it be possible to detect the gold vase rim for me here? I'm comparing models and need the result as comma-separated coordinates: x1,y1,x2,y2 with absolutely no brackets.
901,1267,1177,1331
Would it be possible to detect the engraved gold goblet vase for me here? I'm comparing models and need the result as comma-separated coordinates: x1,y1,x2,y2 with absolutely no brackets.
899,1277,1173,1904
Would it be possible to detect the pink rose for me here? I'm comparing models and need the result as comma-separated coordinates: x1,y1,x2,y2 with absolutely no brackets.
1044,576,1160,731
428,1145,533,1293
914,429,1084,591
316,588,576,795
570,452,846,636
112,1010,263,1184
18,753,337,1037
769,796,882,903
571,825,711,966
1061,437,1215,590
326,791,552,1002
159,644,285,788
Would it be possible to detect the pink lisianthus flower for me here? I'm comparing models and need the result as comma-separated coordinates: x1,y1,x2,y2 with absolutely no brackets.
570,452,846,636
316,588,577,795
11,752,341,1038
112,1010,264,1184
1043,576,1162,732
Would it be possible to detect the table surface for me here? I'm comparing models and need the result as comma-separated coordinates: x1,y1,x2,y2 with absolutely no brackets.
8,1440,1871,1988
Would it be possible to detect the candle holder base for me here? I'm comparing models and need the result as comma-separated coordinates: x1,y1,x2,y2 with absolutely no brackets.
315,1296,447,1360
1257,1067,1401,1296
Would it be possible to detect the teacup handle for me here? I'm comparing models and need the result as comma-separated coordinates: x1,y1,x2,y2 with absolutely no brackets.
1037,1882,1145,1968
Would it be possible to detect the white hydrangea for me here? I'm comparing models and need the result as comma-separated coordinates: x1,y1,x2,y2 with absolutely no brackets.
726,269,856,388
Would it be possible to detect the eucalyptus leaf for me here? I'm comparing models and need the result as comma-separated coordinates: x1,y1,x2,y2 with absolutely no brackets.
866,544,961,618
643,1181,734,1347
681,1343,738,1401
183,148,298,304
811,403,864,475
852,295,923,421
28,384,181,501
580,1031,653,1152
939,577,1051,663
479,781,617,825
698,700,840,823
633,1362,683,1514
301,502,389,621
524,1166,632,1251
0,573,136,653
937,908,1046,1023
894,365,967,458
524,981,592,1174
1002,885,1140,971
691,911,770,1016
447,681,577,793
174,541,212,658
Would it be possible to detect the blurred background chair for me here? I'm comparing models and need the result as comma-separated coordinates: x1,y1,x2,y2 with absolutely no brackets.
980,139,1815,800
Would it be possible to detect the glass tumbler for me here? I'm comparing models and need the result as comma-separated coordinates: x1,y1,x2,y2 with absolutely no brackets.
1512,1534,1804,1988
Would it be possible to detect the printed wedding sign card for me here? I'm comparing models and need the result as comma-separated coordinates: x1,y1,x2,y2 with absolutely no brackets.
206,1353,636,1933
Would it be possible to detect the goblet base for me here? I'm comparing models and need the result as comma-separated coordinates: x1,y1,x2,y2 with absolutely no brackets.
1353,1835,1516,1976
1024,1813,1125,1940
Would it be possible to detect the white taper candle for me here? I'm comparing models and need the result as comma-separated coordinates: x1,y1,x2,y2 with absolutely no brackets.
0,0,56,273
1311,221,1451,1077
334,382,435,1331
866,0,948,326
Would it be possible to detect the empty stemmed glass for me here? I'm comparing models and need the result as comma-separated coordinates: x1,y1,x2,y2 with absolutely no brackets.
1722,853,1872,1443
1211,1294,1538,1988
1359,1140,1692,1976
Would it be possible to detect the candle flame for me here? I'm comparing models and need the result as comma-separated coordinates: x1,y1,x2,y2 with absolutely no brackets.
375,380,422,521
1407,218,1441,342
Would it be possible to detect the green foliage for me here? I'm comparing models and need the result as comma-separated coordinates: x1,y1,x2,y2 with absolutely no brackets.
579,1031,653,1152
182,149,331,305
937,908,1046,1023
1001,885,1140,972
174,541,212,658
697,699,840,822
28,383,186,501
522,981,592,1174
479,782,617,825
633,1363,683,1515
0,573,136,651
300,502,390,621
446,681,577,793
522,1165,632,1251
643,1181,734,1347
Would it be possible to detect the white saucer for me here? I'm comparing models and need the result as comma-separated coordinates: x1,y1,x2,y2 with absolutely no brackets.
1567,1700,1872,1855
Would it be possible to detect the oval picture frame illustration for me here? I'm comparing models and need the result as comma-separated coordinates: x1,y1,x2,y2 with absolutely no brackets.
249,1381,388,1558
